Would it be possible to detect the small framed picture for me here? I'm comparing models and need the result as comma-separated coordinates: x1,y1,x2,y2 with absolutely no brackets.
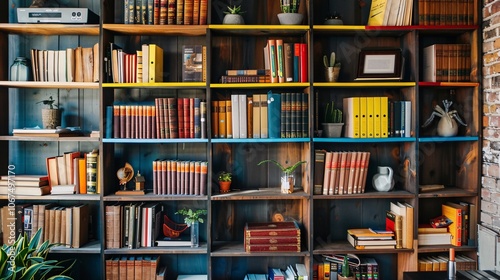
356,49,403,81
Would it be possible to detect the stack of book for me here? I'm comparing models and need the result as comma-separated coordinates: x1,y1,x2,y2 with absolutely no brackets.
105,255,164,280
266,264,308,280
367,0,413,26
0,175,50,196
422,44,471,82
417,0,475,26
387,201,414,249
347,228,396,249
151,159,208,195
244,222,301,253
418,254,477,271
264,40,307,83
417,224,452,245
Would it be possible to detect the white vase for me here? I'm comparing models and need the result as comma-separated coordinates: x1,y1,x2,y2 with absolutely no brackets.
372,166,395,192
277,13,304,25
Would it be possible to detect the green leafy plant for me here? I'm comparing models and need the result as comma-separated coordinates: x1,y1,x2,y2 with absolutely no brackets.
280,0,300,13
323,51,341,68
0,228,75,280
324,101,343,123
224,5,244,14
341,255,351,277
36,96,58,109
176,208,207,225
257,159,307,176
217,171,232,182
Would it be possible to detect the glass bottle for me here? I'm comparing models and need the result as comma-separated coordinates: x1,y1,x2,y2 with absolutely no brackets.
10,57,31,81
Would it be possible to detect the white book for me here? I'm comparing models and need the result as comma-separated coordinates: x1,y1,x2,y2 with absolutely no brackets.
47,50,55,82
385,0,401,26
141,44,149,83
54,50,59,82
65,207,73,247
238,94,247,138
58,50,67,82
422,45,437,82
66,48,75,82
404,101,411,137
390,202,408,248
231,95,240,139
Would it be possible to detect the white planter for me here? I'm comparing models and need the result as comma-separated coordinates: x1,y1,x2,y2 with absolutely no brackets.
223,14,244,24
277,13,304,25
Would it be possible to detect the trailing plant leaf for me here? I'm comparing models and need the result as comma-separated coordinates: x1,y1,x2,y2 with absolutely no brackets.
257,159,307,176
176,208,207,225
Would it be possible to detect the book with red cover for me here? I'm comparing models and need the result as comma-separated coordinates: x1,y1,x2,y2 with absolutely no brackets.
167,97,178,138
244,222,300,237
245,236,300,245
177,98,185,138
246,244,300,252
385,210,402,249
299,43,308,82
189,98,195,138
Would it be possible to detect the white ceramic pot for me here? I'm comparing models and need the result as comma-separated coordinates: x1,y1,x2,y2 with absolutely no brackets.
372,166,395,192
223,14,244,24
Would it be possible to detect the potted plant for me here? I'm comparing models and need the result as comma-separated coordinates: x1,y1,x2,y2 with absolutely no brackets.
0,228,75,280
223,5,245,24
217,171,232,193
324,12,343,25
257,159,307,193
277,0,303,25
176,208,207,248
37,96,61,129
322,101,344,137
323,51,341,82
338,255,355,280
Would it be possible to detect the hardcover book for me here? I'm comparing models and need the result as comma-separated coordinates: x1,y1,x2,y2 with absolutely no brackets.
244,222,300,237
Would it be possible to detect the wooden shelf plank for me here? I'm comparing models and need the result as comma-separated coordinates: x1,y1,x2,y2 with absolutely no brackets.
104,243,207,254
418,187,477,198
313,241,413,254
103,193,208,201
417,244,477,254
103,24,207,36
50,240,101,254
0,194,100,201
0,81,98,89
0,136,99,142
211,138,309,144
211,189,308,200
210,241,309,257
419,82,480,87
0,24,99,35
313,190,414,200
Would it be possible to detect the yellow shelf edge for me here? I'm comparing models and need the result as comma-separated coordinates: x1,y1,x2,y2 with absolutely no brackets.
314,82,416,87
211,82,310,88
209,24,309,30
313,25,366,30
102,82,206,88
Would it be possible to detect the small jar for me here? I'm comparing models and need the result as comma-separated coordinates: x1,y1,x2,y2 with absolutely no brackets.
10,57,31,81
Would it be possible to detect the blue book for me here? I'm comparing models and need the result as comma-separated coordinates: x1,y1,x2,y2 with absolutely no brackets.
106,106,113,139
267,91,281,138
293,43,300,82
194,98,201,138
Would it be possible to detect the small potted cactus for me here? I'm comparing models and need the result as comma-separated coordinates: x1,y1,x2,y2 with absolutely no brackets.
324,51,341,82
322,101,344,137
223,5,245,24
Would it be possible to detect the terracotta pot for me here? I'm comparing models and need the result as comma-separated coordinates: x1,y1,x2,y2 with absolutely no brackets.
219,181,231,193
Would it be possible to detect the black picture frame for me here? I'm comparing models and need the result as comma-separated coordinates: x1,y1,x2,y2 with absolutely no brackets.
356,49,403,81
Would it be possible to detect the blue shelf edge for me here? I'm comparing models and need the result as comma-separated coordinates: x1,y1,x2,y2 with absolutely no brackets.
418,136,479,142
211,138,310,143
102,138,209,143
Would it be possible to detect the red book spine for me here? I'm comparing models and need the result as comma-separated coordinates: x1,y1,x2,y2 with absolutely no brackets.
177,98,185,138
120,105,126,138
300,43,308,82
183,98,190,138
154,0,160,25
113,105,120,138
189,98,195,138
162,98,170,138
152,160,158,194
155,98,164,138
199,0,207,25
167,97,178,138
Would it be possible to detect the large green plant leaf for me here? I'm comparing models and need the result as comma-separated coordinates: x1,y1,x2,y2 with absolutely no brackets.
18,262,46,280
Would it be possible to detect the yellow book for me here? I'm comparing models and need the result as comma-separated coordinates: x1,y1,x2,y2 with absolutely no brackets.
148,44,163,83
218,100,227,138
225,100,232,138
359,97,368,138
380,96,389,138
366,97,375,138
373,97,381,138
323,260,330,280
252,94,261,138
367,0,390,26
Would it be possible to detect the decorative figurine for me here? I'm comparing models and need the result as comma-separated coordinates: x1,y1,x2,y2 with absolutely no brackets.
421,100,467,137
135,171,145,191
117,162,134,190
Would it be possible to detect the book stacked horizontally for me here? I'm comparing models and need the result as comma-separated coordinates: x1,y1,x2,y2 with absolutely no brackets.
417,224,452,245
0,175,50,196
244,222,301,253
347,228,396,249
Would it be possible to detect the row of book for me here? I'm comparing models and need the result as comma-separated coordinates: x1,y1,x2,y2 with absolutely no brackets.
0,203,90,248
343,97,412,139
418,0,476,26
105,202,165,249
108,98,207,139
315,255,379,280
314,150,371,196
422,44,471,82
244,222,301,253
46,150,100,194
123,0,208,25
105,255,166,280
106,43,164,84
212,92,308,139
367,0,414,26
441,201,477,246
386,201,414,249
266,264,308,279
151,160,208,195
418,254,477,271
264,40,308,83
30,43,99,83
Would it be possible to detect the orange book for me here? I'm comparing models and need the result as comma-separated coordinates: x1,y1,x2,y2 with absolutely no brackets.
225,100,232,139
359,152,371,193
352,152,362,194
218,100,227,138
46,156,59,188
322,152,333,195
183,0,193,25
267,39,278,83
211,101,219,138
78,158,87,194
442,203,462,246
329,152,340,195
193,0,200,25
337,152,348,195
346,151,358,194
199,0,208,24
247,96,253,138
